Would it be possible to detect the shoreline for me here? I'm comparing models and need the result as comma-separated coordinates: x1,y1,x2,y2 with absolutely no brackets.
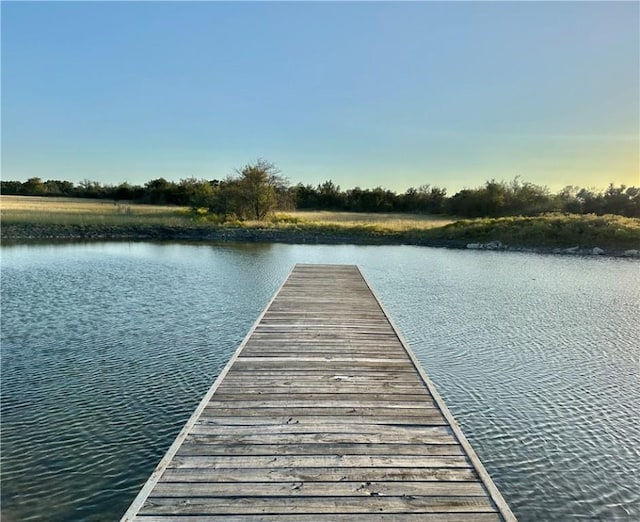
2,223,639,259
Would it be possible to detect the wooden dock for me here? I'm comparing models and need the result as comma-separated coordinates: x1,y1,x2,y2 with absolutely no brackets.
122,264,516,521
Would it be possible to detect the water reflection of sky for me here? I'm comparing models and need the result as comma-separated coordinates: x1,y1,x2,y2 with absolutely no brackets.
1,242,639,521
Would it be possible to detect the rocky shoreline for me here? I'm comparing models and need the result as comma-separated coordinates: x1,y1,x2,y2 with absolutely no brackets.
464,239,639,258
2,223,639,258
0,223,467,247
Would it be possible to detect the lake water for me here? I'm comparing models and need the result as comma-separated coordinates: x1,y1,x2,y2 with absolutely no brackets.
1,242,639,521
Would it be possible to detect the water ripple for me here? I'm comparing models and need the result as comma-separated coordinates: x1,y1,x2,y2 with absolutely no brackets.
1,243,639,521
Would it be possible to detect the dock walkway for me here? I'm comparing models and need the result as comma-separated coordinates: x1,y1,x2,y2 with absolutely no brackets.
122,264,515,521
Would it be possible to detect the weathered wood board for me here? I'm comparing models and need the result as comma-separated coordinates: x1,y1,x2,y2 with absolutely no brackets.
122,264,516,521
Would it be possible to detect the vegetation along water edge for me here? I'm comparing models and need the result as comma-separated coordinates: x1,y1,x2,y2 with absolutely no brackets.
2,195,639,258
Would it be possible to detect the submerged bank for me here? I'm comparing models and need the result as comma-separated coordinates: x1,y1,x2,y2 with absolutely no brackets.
2,219,639,258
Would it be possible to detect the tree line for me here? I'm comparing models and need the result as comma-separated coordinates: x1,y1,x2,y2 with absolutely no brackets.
2,160,639,219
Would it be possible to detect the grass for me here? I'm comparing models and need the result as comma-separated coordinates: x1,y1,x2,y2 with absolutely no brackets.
279,210,453,230
427,214,640,249
2,195,639,250
0,195,190,226
267,211,640,249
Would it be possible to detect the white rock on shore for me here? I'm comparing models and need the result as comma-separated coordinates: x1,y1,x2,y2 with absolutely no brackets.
466,240,505,250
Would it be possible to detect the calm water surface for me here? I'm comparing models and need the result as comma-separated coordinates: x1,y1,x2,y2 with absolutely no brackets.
1,242,639,521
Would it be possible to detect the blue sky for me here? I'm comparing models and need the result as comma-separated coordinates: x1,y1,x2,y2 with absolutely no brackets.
2,1,638,193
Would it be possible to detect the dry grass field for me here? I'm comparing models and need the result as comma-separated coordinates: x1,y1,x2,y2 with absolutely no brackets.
0,195,190,226
281,210,454,230
1,196,451,230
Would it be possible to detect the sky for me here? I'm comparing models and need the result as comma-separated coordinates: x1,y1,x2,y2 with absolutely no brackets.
2,1,638,193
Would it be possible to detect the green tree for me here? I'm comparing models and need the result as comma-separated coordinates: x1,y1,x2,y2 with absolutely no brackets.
144,178,175,204
44,180,75,196
188,180,221,212
78,179,113,199
317,180,345,209
23,177,46,195
293,183,319,208
231,159,288,220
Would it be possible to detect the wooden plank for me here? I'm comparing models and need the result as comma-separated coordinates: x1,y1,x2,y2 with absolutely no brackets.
240,351,410,358
218,375,425,383
137,515,502,522
150,481,487,497
217,384,424,391
221,370,423,379
232,362,413,371
160,467,480,483
139,496,497,515
205,399,437,408
189,425,457,441
236,356,410,364
177,442,465,456
168,455,471,469
193,412,452,426
210,392,433,401
201,406,445,417
121,264,516,521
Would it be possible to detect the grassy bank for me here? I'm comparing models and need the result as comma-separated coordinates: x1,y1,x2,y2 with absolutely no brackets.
424,214,640,250
266,211,640,251
2,195,639,253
